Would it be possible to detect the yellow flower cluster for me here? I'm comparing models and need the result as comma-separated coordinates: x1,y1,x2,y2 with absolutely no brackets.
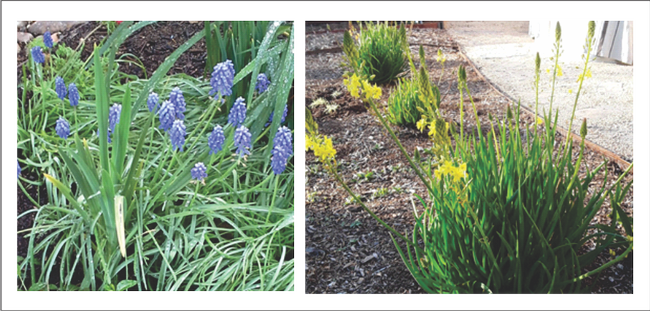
307,134,336,162
343,73,382,101
577,68,592,83
434,160,467,182
343,73,362,98
362,80,382,100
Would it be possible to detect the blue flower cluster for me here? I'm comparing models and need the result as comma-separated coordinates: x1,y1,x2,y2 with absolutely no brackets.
159,100,176,131
43,31,53,49
18,160,21,179
68,83,79,107
228,97,247,127
148,92,159,113
169,87,186,119
56,116,70,140
208,125,225,155
271,126,293,174
55,76,67,100
255,73,270,94
191,162,208,181
169,120,187,152
234,125,252,157
210,59,235,100
31,46,45,64
98,103,122,143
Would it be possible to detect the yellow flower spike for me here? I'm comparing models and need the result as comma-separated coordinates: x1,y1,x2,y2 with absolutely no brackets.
428,121,436,137
343,73,362,98
416,118,428,132
585,68,592,78
362,80,382,100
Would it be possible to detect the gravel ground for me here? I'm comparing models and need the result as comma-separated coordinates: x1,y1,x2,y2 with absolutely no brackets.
445,21,633,162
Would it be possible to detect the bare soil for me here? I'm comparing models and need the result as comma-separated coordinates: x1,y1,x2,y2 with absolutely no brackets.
305,23,633,294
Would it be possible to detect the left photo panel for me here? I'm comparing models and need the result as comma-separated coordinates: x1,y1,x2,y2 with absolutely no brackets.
17,21,294,291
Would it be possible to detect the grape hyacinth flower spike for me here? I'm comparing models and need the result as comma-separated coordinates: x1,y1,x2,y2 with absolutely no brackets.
169,120,187,152
31,46,45,64
55,116,70,140
159,100,176,131
68,83,79,107
209,59,235,100
147,92,159,113
43,31,53,49
228,97,247,127
208,125,225,155
55,76,67,100
169,87,186,119
191,162,208,183
255,73,270,94
271,126,293,175
18,160,21,179
234,125,252,158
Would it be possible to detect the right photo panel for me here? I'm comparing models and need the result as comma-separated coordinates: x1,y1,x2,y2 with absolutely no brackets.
305,21,633,294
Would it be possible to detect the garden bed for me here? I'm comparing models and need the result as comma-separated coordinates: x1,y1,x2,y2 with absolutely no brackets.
305,24,632,294
17,21,294,291
17,21,208,269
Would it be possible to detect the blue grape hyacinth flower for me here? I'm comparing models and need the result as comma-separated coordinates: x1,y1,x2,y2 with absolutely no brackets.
169,120,187,152
55,76,66,100
255,73,270,94
159,100,176,131
18,160,21,179
228,97,247,127
209,59,235,99
191,162,208,181
147,92,159,113
271,126,293,174
208,125,225,155
169,87,186,119
234,125,252,157
56,116,70,140
68,83,79,107
108,103,122,132
43,31,53,49
31,46,45,64
265,104,289,127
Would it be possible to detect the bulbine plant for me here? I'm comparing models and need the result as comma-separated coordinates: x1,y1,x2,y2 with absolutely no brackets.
308,21,633,293
18,21,294,291
342,21,409,84
387,46,442,126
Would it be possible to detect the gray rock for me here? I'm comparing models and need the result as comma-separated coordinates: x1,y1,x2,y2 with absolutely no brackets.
17,21,27,30
28,21,84,36
17,32,33,43
17,43,21,54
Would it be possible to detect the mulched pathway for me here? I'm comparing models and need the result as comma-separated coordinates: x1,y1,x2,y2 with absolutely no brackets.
305,24,633,294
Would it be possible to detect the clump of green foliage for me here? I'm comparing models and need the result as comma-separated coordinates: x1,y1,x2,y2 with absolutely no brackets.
342,21,409,84
387,46,442,126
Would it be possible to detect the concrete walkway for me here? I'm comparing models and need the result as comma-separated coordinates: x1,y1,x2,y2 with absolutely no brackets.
445,22,633,161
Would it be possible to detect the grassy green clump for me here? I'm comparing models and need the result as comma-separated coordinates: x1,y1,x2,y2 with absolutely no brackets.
342,22,409,84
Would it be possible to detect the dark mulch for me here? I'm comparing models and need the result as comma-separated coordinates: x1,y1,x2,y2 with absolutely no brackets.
305,27,633,294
